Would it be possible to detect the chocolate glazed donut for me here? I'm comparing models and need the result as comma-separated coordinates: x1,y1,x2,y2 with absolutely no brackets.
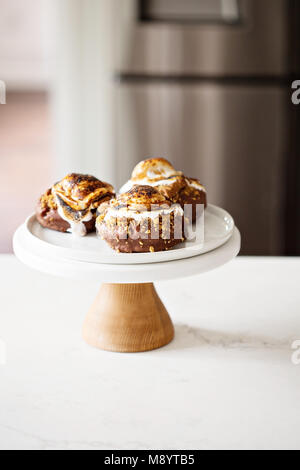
119,158,207,223
36,189,99,234
96,185,185,253
36,174,115,235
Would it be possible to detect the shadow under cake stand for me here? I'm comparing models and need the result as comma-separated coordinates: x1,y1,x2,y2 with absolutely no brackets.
13,216,240,353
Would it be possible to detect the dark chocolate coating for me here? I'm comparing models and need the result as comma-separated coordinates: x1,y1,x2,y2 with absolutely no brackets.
174,185,207,223
98,220,184,254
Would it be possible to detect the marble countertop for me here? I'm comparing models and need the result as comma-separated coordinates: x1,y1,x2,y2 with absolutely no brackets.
0,255,299,450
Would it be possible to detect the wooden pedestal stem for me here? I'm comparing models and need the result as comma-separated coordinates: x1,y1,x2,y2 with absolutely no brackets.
82,283,174,352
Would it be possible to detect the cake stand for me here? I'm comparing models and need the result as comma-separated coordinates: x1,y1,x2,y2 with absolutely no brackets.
13,209,241,353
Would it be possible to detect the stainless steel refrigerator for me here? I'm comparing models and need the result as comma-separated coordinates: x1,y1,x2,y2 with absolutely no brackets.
115,0,300,255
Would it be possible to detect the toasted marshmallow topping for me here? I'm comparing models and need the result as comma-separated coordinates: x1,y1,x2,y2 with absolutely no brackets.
116,185,168,211
119,176,182,194
119,158,182,195
131,158,182,182
97,185,183,225
56,204,93,237
119,158,206,197
185,178,207,193
52,173,115,236
103,204,183,224
119,180,135,194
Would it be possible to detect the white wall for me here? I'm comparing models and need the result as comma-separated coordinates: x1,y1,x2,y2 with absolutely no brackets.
0,0,117,185
50,0,117,185
0,0,52,89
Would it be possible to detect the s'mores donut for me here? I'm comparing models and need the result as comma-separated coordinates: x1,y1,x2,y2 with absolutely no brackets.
96,185,185,253
36,173,115,236
119,158,207,222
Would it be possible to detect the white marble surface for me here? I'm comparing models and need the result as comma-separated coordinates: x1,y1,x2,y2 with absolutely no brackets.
0,255,300,450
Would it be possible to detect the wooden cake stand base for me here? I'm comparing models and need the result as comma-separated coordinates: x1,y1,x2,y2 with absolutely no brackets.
82,283,174,353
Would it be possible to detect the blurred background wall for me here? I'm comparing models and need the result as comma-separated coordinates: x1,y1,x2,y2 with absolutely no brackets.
0,0,299,255
0,0,53,252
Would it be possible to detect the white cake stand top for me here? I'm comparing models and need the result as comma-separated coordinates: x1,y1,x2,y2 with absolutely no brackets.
13,222,241,283
20,205,234,265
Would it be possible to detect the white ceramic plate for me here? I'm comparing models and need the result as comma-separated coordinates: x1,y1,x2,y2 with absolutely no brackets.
23,204,234,265
14,225,241,283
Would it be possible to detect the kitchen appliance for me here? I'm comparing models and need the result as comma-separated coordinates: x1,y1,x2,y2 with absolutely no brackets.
115,0,300,255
